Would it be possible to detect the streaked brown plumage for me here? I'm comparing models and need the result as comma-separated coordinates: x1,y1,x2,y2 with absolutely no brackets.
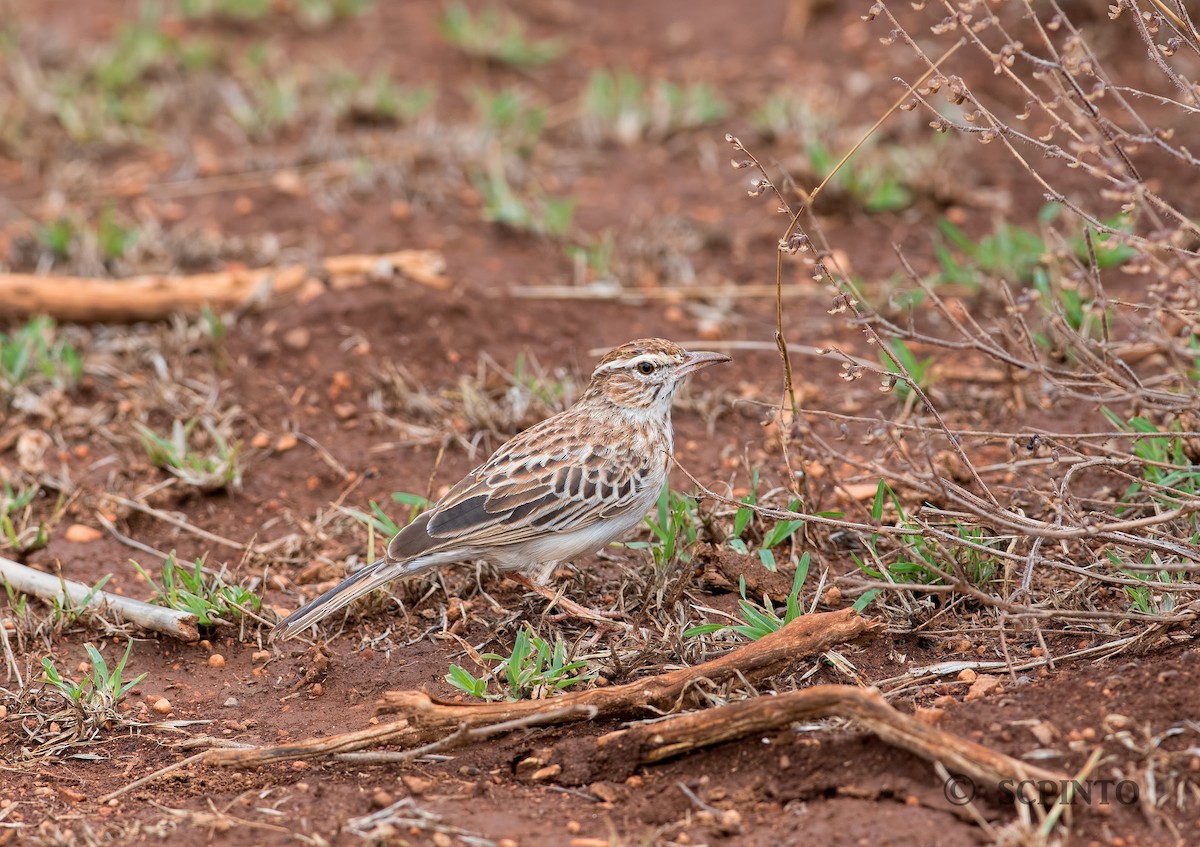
271,339,729,640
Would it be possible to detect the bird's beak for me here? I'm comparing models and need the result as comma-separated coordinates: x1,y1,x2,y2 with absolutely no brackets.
677,350,731,377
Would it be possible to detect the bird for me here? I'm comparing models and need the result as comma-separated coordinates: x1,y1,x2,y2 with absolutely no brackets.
271,338,730,641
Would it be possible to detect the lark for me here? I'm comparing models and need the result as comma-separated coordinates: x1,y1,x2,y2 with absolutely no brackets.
272,338,729,640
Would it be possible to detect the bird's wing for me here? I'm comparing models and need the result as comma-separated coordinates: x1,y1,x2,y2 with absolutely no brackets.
420,437,659,549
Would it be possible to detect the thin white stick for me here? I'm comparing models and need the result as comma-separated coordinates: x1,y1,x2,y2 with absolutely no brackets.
0,557,199,641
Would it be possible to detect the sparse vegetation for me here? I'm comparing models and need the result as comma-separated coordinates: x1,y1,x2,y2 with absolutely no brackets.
133,553,260,627
725,471,806,572
468,87,547,157
624,487,700,571
40,642,144,717
0,316,82,391
580,70,728,144
687,553,809,640
0,480,50,554
324,69,435,125
473,161,575,237
438,3,563,67
447,626,593,701
135,418,243,492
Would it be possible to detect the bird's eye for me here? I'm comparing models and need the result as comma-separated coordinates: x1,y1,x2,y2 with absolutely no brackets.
637,361,655,375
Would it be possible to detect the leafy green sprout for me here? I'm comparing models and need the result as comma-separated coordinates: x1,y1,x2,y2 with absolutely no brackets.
224,46,302,138
0,480,49,554
181,0,372,26
199,305,226,342
447,626,594,701
934,205,1132,294
343,492,430,559
41,641,145,716
135,418,243,492
565,230,617,283
324,69,434,124
179,0,271,22
580,70,729,144
96,206,139,263
472,162,575,237
468,87,547,157
1106,548,1196,616
1101,410,1200,515
293,0,375,28
47,574,113,627
438,2,564,67
39,217,75,260
878,338,934,400
852,480,1000,592
511,352,572,409
623,487,700,570
0,316,83,391
804,138,913,213
726,470,807,572
935,217,1048,289
133,553,260,627
685,553,810,640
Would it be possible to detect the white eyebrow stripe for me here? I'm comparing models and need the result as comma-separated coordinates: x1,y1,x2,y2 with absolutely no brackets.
593,353,670,374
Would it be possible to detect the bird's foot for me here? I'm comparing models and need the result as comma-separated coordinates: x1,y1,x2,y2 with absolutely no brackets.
508,573,629,628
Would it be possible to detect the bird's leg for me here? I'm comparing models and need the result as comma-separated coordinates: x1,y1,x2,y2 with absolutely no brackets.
507,572,628,625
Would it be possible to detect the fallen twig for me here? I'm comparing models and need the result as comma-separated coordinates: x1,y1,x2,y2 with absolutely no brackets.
585,684,1065,797
0,249,448,321
192,608,874,771
100,704,596,802
0,556,198,641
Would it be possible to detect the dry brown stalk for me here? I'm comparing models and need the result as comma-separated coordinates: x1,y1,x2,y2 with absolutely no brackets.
593,684,1066,796
0,556,199,641
139,609,1063,804
183,608,876,773
0,249,448,322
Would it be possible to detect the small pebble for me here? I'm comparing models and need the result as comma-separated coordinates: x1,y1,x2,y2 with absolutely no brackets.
208,654,226,669
372,788,394,808
251,432,271,449
151,698,173,715
432,834,452,847
223,697,240,709
530,764,561,782
566,821,582,834
275,433,299,452
401,775,433,795
64,524,102,544
252,650,272,663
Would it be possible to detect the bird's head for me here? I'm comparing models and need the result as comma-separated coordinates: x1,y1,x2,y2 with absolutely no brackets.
585,338,730,416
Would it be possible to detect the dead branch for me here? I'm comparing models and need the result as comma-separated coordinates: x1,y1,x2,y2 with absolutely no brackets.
0,556,198,641
0,249,448,322
375,607,878,725
111,609,1063,804
584,684,1065,797
200,608,874,769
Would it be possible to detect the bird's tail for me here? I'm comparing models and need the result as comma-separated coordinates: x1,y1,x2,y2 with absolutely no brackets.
270,557,432,642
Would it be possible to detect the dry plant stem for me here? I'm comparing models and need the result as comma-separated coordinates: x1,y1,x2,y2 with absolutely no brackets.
0,556,199,641
0,250,448,321
102,494,250,553
198,609,876,769
598,684,1066,796
0,618,21,686
102,705,596,803
512,284,811,300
